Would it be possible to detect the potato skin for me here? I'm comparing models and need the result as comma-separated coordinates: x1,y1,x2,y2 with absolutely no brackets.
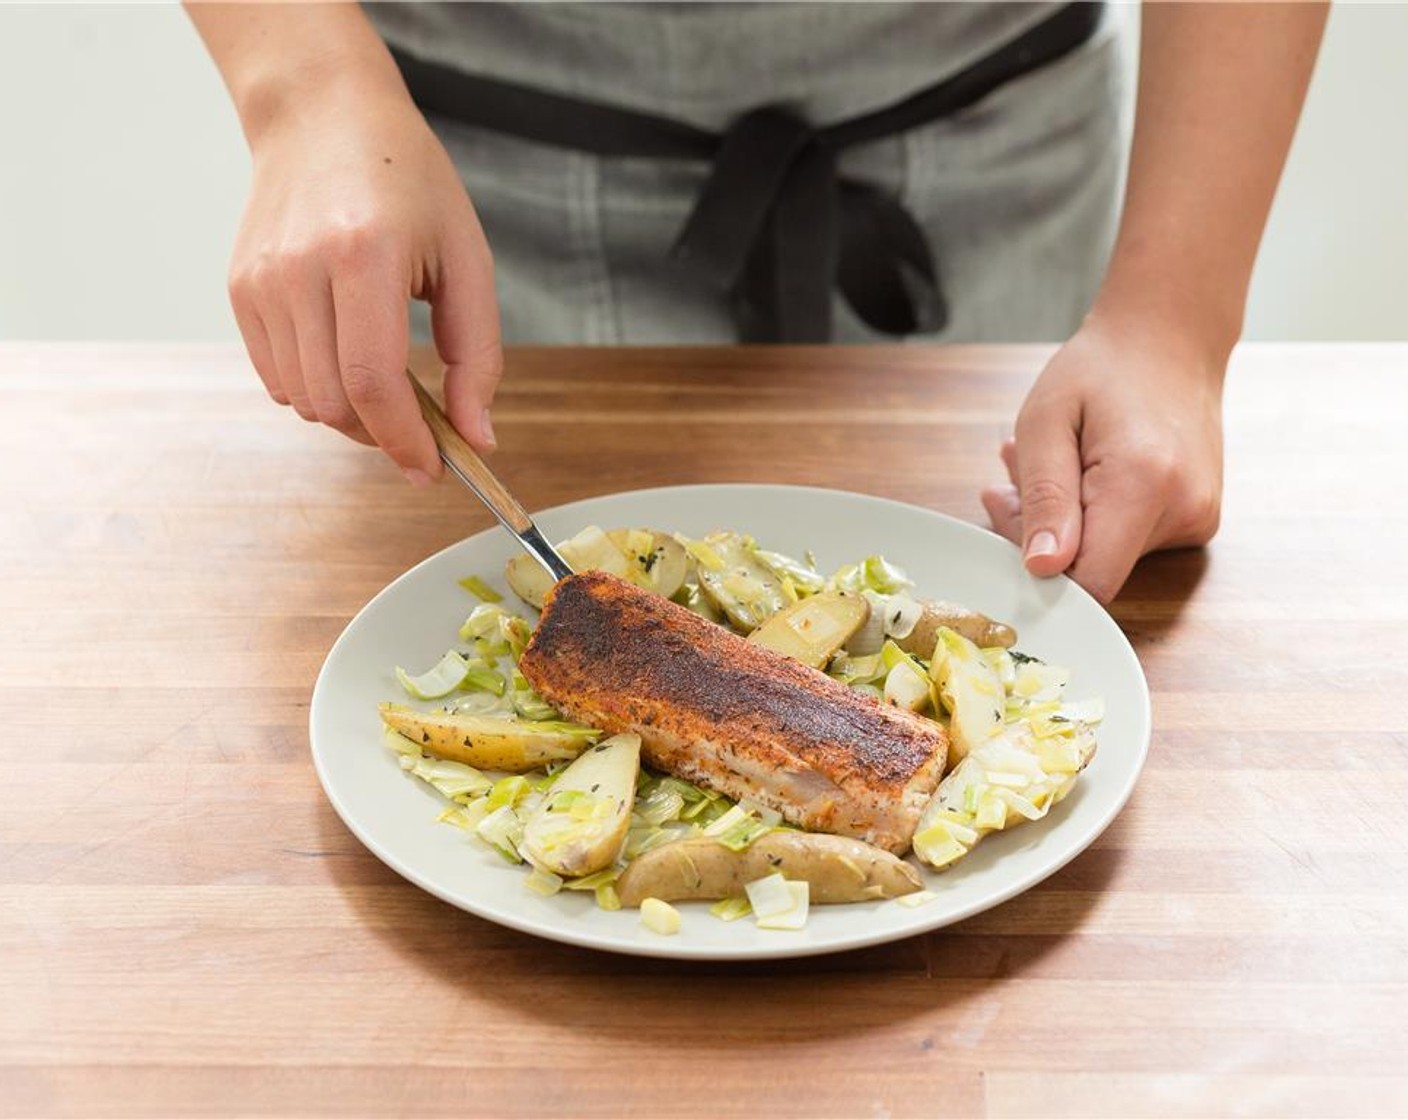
616,831,923,907
378,703,594,771
896,600,1016,659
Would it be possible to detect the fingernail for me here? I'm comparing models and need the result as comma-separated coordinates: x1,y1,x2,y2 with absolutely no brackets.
480,408,497,448
1026,530,1059,559
403,468,433,488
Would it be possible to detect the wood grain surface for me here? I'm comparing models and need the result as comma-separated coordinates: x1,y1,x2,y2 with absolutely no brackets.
2,343,1405,1119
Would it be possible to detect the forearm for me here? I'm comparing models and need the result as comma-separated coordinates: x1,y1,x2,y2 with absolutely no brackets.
185,2,410,147
1094,2,1328,357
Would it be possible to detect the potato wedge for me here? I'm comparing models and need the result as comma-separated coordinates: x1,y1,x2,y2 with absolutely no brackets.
607,529,688,600
378,703,599,771
504,555,557,610
896,599,1017,659
913,721,1096,870
927,626,1005,766
505,525,628,609
690,531,789,631
505,526,687,609
747,592,870,668
522,732,641,876
616,831,923,907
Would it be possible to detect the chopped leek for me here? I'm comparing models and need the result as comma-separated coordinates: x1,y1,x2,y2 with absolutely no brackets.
659,776,712,804
1037,741,1086,774
562,868,620,892
487,774,531,810
383,727,423,757
913,824,967,869
636,784,687,826
404,754,493,801
896,890,939,909
744,872,795,919
1012,660,1071,702
499,615,533,660
755,881,809,930
458,575,503,603
983,647,1017,691
511,687,559,722
709,897,754,922
752,548,826,594
702,804,752,838
523,867,564,896
714,815,773,852
861,555,913,594
930,813,980,846
595,883,622,911
459,603,509,642
460,668,508,697
679,535,726,572
1057,697,1106,725
476,805,524,862
437,803,490,831
829,652,885,686
396,651,469,700
975,792,1007,830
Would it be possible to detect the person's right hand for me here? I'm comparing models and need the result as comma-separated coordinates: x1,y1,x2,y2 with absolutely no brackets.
228,80,501,484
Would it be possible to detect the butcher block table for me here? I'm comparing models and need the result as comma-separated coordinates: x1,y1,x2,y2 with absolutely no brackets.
2,343,1406,1119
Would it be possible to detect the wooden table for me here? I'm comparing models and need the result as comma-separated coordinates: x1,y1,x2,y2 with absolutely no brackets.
3,344,1405,1118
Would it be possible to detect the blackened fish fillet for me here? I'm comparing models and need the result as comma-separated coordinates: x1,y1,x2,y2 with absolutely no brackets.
517,571,949,853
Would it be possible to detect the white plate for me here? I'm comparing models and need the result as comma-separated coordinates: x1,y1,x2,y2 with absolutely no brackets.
311,484,1150,960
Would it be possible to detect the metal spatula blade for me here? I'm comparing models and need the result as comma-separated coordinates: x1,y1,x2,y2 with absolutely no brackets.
407,371,571,582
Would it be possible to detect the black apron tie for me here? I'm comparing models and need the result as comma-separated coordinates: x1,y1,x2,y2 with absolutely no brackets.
389,2,1102,343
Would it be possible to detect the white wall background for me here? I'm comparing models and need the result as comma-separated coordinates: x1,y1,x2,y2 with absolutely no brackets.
1,2,1404,343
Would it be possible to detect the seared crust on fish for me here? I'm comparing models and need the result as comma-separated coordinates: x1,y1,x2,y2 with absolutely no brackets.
518,571,949,853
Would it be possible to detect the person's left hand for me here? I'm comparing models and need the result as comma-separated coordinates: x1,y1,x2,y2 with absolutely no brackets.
981,313,1227,605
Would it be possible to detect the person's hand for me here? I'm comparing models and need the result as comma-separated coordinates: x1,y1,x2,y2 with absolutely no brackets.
980,313,1226,604
228,78,500,484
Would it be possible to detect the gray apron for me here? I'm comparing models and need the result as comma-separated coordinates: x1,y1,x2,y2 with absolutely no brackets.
369,2,1128,344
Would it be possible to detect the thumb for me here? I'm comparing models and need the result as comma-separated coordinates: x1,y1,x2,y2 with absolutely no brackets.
431,235,504,453
1013,402,1084,577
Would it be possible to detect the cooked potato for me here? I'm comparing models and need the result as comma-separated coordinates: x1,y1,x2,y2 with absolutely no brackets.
913,721,1097,870
522,732,641,876
747,592,870,668
606,529,688,600
616,831,923,906
505,524,627,609
927,626,1005,765
504,555,557,610
378,703,599,771
505,526,687,609
691,531,789,631
896,599,1017,659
